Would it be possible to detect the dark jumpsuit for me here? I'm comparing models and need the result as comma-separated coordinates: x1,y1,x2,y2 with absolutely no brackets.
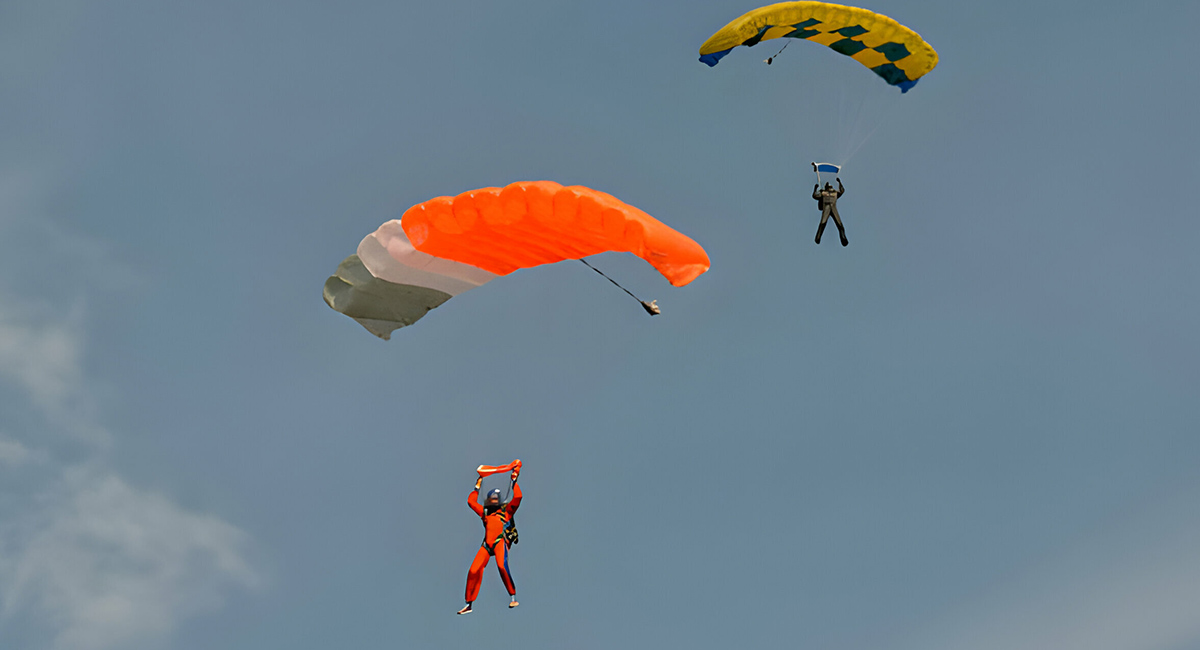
464,482,521,602
813,181,847,246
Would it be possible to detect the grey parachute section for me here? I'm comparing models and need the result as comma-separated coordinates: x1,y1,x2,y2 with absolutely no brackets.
323,254,453,340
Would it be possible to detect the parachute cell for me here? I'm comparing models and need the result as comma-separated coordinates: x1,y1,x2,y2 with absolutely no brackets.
323,181,710,340
699,2,938,92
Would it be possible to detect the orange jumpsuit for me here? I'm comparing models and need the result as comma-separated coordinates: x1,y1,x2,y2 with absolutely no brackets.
464,482,521,602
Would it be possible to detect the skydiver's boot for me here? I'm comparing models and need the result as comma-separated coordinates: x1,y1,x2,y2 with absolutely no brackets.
815,222,826,245
839,229,848,247
457,603,473,615
509,595,519,609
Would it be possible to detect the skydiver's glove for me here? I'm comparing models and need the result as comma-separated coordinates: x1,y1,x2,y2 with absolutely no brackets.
475,477,483,490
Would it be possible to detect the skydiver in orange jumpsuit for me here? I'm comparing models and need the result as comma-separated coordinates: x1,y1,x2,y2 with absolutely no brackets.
457,466,521,615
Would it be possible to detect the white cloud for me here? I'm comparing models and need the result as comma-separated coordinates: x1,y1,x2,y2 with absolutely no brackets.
0,303,107,445
0,171,259,649
898,488,1200,650
0,437,33,466
0,170,123,445
0,306,80,406
1,468,259,650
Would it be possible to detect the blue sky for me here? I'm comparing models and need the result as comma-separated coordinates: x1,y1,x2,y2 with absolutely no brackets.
2,0,1199,648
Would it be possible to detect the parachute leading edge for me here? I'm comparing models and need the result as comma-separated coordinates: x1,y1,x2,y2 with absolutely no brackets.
699,1,938,92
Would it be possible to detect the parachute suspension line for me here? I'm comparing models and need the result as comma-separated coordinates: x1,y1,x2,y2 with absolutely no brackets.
836,80,851,161
833,72,869,165
504,464,517,502
842,112,885,166
579,258,661,316
841,89,901,166
764,40,790,65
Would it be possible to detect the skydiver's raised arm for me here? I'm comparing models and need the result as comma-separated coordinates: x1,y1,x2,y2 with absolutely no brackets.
813,184,822,200
467,476,484,516
837,178,845,196
507,480,522,515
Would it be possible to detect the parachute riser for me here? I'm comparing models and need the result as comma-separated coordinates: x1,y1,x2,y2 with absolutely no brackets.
579,258,660,316
478,459,521,502
764,40,790,65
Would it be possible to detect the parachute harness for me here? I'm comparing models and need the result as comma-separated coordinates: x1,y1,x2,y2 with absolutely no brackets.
476,460,522,551
482,513,518,552
482,479,520,553
502,476,519,546
579,258,661,316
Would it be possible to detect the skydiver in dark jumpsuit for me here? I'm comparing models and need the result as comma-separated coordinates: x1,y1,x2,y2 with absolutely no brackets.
813,179,848,247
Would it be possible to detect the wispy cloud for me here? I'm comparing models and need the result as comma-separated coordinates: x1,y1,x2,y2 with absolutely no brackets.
0,308,81,409
0,437,37,466
2,468,259,650
0,171,260,649
898,487,1200,650
0,169,125,445
0,302,106,445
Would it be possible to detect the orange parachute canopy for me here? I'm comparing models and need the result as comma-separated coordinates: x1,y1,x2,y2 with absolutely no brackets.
324,181,711,339
402,181,708,286
477,460,522,478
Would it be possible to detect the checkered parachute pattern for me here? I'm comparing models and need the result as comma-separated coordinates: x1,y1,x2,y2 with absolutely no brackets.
699,2,938,92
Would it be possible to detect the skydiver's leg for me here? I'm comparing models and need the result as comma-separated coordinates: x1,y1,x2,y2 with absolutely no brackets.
830,205,848,246
495,542,518,605
464,546,491,605
816,206,832,244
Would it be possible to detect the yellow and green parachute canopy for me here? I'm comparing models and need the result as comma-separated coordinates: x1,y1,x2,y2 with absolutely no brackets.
699,2,938,92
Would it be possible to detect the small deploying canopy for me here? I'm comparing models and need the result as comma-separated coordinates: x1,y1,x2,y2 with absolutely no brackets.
812,161,841,184
477,460,522,478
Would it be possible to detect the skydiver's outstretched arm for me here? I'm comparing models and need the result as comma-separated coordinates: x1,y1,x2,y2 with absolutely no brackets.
507,470,522,515
837,178,845,196
467,477,484,516
812,184,822,200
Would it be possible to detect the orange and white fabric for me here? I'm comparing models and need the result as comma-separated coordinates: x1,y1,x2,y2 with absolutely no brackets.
324,181,710,339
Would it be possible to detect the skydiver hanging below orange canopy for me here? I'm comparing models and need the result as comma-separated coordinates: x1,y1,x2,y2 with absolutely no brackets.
457,462,522,615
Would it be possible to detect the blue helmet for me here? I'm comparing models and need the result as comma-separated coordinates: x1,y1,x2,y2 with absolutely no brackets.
485,488,503,509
